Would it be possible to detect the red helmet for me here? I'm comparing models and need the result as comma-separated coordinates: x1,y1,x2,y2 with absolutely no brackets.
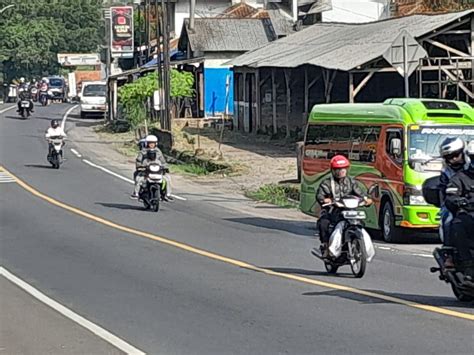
330,155,350,169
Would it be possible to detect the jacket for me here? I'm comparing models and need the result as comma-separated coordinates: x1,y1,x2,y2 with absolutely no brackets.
316,176,365,208
45,127,67,139
445,168,474,215
136,148,166,169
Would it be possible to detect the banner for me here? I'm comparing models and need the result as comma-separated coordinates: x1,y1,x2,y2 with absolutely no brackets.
110,6,134,58
57,53,101,67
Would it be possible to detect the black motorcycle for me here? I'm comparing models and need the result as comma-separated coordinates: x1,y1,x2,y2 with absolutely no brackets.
138,163,168,212
312,195,374,278
18,100,31,119
47,137,64,169
422,176,474,302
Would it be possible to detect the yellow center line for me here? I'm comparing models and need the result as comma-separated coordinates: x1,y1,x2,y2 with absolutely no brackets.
2,166,473,322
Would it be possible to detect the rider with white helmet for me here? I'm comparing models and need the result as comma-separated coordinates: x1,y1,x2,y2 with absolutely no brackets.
438,137,471,267
131,134,172,200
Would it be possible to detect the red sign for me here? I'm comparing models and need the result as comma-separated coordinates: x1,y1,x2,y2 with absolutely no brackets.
110,6,134,58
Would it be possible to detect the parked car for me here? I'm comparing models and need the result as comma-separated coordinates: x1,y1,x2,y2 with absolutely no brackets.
80,81,107,118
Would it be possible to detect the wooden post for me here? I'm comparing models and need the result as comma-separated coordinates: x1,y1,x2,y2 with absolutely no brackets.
349,72,354,103
271,68,277,135
255,68,261,132
243,72,248,132
284,68,291,138
113,79,118,121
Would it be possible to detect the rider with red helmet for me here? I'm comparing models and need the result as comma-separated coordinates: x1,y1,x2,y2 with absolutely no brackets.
315,155,372,256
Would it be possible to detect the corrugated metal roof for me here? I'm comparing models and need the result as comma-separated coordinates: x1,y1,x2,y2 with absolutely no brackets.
231,10,473,70
185,18,277,52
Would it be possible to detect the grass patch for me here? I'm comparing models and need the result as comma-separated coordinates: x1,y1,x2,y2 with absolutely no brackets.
245,184,300,208
169,163,210,176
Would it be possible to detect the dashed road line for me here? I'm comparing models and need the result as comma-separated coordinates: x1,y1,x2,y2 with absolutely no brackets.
70,148,82,158
0,266,146,355
1,165,473,323
82,159,187,201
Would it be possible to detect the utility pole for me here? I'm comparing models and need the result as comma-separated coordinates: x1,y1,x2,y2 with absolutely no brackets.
161,0,171,131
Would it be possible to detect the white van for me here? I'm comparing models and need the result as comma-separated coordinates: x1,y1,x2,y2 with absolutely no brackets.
80,81,107,118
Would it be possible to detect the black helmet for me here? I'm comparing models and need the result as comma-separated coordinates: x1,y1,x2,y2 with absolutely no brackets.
147,149,157,161
439,137,465,169
51,120,59,128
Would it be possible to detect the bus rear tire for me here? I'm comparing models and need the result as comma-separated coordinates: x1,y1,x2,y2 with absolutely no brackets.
380,202,403,243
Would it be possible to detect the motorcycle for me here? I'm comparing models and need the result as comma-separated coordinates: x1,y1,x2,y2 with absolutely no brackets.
47,137,64,169
138,163,168,212
312,195,375,278
18,100,32,119
422,176,474,302
39,90,49,106
30,87,39,102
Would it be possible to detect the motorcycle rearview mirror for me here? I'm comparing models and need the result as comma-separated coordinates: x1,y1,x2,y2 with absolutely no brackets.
367,184,379,198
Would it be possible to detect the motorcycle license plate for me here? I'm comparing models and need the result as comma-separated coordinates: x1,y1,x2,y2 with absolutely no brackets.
21,102,30,108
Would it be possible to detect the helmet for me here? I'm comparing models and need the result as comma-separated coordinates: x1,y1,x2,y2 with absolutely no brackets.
51,120,59,128
439,137,465,169
20,77,25,83
145,134,158,144
330,155,350,169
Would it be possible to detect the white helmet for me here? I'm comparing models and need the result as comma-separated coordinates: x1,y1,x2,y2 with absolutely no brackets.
439,137,464,157
19,77,25,83
145,135,158,144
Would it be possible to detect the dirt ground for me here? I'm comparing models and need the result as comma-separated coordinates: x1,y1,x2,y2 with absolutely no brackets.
171,122,299,193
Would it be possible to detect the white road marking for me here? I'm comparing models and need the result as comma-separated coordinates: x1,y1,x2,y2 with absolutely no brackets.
0,266,146,355
70,148,82,158
0,171,16,183
82,159,187,201
413,253,433,258
83,159,135,183
0,106,16,114
377,246,391,250
61,105,78,130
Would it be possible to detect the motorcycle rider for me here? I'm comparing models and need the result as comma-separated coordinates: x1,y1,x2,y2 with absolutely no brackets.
17,88,34,113
445,141,474,278
438,137,470,267
131,134,172,200
45,120,67,157
315,155,372,257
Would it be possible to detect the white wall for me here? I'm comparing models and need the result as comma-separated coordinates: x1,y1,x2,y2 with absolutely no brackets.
322,0,391,23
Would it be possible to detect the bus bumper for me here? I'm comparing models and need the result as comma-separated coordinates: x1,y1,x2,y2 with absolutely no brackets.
398,206,440,229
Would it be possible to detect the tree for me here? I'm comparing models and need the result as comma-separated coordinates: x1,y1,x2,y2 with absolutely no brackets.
119,69,195,134
0,0,103,82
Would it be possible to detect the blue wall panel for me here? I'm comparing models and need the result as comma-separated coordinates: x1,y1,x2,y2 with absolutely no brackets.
204,67,234,115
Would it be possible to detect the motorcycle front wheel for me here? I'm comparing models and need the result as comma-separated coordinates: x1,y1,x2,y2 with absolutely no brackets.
350,238,367,278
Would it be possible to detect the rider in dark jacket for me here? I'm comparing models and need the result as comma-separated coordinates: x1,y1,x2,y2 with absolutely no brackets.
445,150,474,264
316,155,372,256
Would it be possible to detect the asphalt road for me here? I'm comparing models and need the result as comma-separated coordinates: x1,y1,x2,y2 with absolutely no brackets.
1,103,473,354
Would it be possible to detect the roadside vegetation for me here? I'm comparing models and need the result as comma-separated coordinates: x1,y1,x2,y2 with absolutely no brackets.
245,183,300,208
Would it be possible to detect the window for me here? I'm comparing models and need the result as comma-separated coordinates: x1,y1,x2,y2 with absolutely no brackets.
385,128,403,165
305,124,381,163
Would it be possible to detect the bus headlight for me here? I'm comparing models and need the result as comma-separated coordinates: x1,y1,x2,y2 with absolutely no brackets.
404,185,428,206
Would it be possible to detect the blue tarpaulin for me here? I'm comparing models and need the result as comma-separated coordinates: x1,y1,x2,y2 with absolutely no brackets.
204,67,233,115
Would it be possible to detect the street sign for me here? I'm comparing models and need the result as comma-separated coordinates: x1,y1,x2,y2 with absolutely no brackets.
383,30,427,77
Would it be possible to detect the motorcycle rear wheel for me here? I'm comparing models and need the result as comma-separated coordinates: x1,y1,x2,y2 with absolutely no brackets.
350,238,367,278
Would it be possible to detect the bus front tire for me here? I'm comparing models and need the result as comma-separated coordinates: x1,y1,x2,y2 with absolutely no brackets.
380,202,403,243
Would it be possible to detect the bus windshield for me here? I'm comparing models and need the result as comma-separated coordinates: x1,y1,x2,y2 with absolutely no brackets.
408,126,474,172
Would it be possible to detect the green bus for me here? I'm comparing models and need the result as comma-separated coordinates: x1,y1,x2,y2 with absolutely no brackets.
300,98,474,242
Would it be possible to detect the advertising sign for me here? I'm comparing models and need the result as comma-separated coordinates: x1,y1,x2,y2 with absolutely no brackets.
110,6,134,58
57,53,101,67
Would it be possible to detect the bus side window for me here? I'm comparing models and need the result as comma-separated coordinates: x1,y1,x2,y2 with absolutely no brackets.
386,129,403,165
